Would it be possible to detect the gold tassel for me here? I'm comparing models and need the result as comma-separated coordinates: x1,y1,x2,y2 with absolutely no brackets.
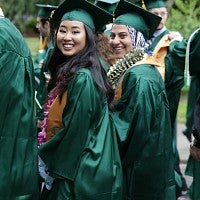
39,36,48,50
141,0,147,10
112,11,115,22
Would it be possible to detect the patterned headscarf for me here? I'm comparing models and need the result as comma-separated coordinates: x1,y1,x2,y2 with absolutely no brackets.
127,25,149,50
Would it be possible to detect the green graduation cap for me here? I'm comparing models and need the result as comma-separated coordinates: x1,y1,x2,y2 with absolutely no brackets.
143,0,167,9
51,0,113,33
113,0,161,39
36,4,58,19
95,0,119,14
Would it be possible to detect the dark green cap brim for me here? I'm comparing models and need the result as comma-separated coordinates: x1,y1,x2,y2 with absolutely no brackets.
96,0,119,14
114,0,161,39
144,0,167,9
36,4,58,19
51,0,113,33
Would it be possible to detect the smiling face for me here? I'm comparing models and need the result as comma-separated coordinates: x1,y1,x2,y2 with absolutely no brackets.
110,24,133,59
56,20,86,57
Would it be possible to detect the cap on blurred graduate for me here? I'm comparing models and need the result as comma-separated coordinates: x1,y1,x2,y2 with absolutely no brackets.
143,0,167,9
95,0,119,14
51,0,113,33
113,0,161,39
36,4,58,19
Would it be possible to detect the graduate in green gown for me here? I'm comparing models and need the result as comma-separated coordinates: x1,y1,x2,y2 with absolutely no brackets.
177,27,200,200
108,0,176,199
38,0,123,199
154,26,200,200
143,0,188,196
0,8,39,200
145,0,169,49
186,91,200,200
185,77,200,142
34,4,57,133
183,76,200,142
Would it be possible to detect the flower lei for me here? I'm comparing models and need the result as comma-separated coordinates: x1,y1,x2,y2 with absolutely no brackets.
107,48,145,89
38,91,57,145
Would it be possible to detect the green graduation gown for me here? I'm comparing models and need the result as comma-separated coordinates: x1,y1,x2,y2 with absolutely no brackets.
149,29,188,196
168,28,200,76
34,44,54,122
0,18,38,199
112,64,175,199
39,68,123,200
167,27,200,135
182,28,200,200
185,76,200,138
149,28,185,144
183,27,200,138
149,28,184,140
155,28,200,197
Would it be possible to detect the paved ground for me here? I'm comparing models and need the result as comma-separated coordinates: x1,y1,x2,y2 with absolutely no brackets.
177,123,193,188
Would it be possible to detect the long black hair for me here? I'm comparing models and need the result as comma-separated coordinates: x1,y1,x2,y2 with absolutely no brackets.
47,24,114,107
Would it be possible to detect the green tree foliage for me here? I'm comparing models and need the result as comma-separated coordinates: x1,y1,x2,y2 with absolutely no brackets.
1,0,62,32
1,0,199,37
167,0,200,38
1,0,95,33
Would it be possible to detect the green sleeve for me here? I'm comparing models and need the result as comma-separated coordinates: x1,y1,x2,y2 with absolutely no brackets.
39,69,103,180
169,28,200,76
0,18,38,198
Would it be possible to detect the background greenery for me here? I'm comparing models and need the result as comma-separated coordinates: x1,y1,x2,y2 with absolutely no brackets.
177,87,188,123
1,0,199,37
166,0,200,38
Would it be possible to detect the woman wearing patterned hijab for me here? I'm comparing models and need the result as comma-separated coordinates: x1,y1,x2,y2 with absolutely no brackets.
108,0,176,199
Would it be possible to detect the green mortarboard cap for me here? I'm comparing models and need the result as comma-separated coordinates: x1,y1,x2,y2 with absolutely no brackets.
36,4,58,19
144,0,167,9
51,0,113,33
95,0,119,14
113,0,161,39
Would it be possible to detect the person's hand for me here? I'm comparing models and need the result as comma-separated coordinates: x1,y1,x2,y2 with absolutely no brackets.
190,143,200,161
168,31,183,42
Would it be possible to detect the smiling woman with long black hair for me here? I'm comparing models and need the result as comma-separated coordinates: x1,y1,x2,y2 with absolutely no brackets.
37,0,123,199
